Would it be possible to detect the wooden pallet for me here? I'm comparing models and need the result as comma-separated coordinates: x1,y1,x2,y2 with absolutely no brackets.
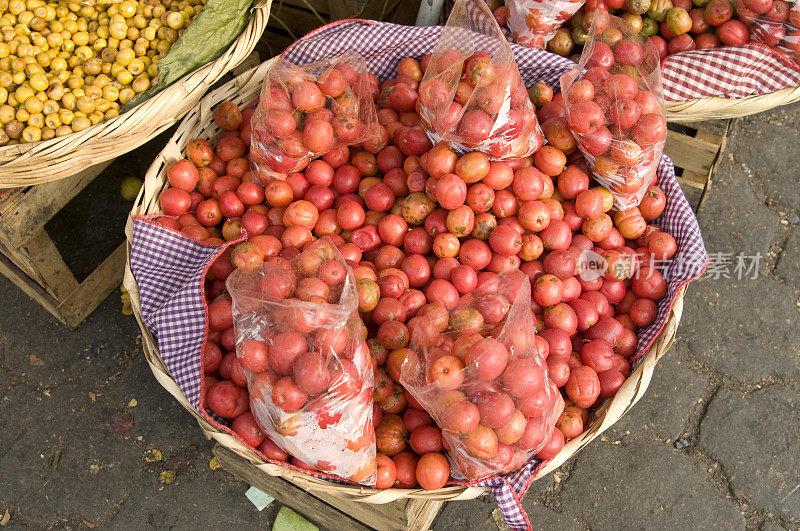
213,445,445,531
259,0,422,56
0,163,126,328
664,119,732,210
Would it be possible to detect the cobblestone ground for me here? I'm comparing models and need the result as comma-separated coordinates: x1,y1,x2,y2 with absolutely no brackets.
1,103,798,530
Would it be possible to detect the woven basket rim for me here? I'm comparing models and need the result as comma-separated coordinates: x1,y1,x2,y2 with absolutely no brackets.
0,0,272,188
122,60,688,502
665,85,800,122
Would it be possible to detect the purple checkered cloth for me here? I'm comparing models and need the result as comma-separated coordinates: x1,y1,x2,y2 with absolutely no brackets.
129,20,709,531
130,222,239,410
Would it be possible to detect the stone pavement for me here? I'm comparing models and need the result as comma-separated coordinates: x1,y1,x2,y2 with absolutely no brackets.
1,103,799,530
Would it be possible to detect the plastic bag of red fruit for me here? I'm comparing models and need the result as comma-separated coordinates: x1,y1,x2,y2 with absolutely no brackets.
249,52,379,179
225,237,377,485
740,0,800,62
399,269,563,481
416,0,544,160
507,0,588,49
560,14,668,210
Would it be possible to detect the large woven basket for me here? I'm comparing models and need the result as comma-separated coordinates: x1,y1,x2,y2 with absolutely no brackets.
0,0,272,188
664,85,800,122
123,58,687,504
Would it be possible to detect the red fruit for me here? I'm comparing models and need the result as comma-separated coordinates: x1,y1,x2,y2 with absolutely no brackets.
292,352,332,395
502,358,545,398
581,339,616,373
303,119,335,153
743,0,773,13
466,338,509,381
232,411,266,447
717,20,750,46
260,437,290,461
441,400,480,435
669,33,697,54
435,173,468,210
463,424,499,458
208,299,233,331
476,391,516,428
632,113,667,147
603,74,638,100
458,110,494,145
392,451,419,488
609,98,642,130
515,416,549,451
159,188,192,216
429,355,466,390
239,339,270,373
536,428,565,460
567,100,605,134
167,159,200,191
598,370,626,398
587,41,614,69
580,126,613,157
206,381,249,418
375,453,397,489
416,453,450,490
214,101,243,130
615,39,644,66
410,425,443,454
566,367,603,411
271,376,308,412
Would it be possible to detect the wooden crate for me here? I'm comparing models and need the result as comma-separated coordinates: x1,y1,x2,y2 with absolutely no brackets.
664,119,732,210
0,163,126,328
213,444,445,531
260,0,423,56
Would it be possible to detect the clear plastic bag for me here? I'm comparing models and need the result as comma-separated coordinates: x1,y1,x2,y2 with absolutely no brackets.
740,0,800,63
226,237,377,485
560,15,668,210
249,53,379,180
507,0,587,49
400,270,562,481
417,0,544,160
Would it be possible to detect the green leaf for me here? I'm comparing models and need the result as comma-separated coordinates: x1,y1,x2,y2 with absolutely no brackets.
125,0,255,109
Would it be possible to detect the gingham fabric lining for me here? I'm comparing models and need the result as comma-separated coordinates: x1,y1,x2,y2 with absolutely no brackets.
130,22,709,531
662,43,800,101
130,220,239,410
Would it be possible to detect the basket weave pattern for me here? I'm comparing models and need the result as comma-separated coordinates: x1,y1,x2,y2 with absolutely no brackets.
665,85,800,122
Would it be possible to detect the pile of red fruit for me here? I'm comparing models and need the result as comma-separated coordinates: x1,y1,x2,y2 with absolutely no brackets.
155,52,678,491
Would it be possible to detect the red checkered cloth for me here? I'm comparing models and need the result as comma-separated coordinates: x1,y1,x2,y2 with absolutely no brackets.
662,43,800,101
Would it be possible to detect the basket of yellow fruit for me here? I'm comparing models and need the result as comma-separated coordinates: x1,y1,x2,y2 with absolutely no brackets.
0,0,271,187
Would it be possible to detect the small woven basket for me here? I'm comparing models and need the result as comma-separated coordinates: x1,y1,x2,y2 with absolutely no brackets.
0,0,272,188
123,59,687,504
